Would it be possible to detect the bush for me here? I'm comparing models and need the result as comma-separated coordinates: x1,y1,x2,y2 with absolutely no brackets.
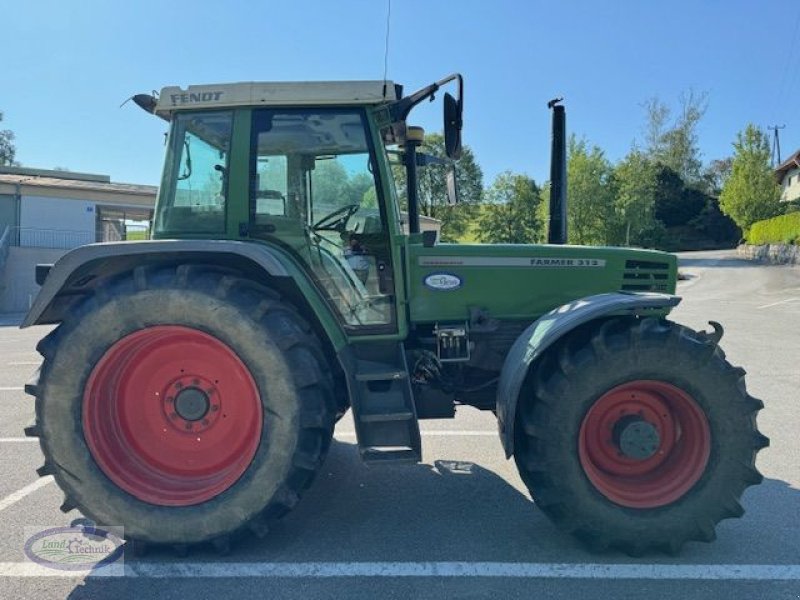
746,212,800,245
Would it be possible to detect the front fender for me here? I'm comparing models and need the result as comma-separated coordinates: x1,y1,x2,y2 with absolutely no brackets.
23,240,286,327
21,239,347,350
496,292,681,458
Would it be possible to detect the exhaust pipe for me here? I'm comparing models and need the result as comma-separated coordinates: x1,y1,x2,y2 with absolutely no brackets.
547,98,567,245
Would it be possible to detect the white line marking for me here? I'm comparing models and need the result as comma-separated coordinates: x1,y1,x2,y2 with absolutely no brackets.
756,297,798,309
1,561,799,580
335,430,496,438
0,477,53,513
0,438,38,443
7,362,40,366
0,387,23,391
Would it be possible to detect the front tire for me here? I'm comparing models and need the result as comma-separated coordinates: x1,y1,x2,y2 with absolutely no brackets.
26,265,336,551
514,317,768,555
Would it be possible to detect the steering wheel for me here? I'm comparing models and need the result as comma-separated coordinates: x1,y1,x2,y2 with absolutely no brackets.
313,204,360,232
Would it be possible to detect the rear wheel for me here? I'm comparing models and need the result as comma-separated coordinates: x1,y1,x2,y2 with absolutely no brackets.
25,265,336,551
514,317,768,555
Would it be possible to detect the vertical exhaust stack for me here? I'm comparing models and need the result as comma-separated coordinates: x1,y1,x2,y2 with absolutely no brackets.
547,98,567,244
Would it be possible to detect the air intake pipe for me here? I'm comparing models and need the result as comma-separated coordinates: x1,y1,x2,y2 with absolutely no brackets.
547,98,567,245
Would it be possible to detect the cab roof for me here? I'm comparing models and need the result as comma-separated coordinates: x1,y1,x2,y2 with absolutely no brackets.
155,80,400,118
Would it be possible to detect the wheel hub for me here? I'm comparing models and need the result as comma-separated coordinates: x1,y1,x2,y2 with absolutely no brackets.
613,416,661,460
578,380,711,508
174,387,210,422
82,326,263,506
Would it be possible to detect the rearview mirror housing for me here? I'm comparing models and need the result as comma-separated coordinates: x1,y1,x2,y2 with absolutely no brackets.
444,92,463,160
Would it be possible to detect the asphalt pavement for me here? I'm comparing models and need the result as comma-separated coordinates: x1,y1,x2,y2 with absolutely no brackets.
0,249,798,599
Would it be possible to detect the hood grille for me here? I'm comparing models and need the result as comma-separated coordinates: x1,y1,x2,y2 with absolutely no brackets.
621,259,670,292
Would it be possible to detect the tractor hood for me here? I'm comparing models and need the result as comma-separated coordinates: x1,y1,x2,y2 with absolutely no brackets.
407,242,677,323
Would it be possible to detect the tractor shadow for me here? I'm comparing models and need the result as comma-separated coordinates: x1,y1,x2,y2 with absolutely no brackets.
65,443,800,599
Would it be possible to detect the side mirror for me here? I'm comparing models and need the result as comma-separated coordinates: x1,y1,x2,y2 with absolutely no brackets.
444,92,463,160
446,166,459,205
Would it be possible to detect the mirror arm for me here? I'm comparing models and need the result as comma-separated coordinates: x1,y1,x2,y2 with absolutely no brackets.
388,73,462,122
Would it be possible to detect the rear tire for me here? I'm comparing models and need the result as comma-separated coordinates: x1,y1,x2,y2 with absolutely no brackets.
25,265,336,551
513,317,768,555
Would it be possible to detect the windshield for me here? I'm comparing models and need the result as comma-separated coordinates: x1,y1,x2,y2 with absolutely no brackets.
155,111,233,234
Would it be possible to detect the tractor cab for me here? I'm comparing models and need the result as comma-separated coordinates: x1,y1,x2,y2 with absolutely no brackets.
146,77,463,331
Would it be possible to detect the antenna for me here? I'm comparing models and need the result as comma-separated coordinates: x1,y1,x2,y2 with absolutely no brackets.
382,0,392,98
768,124,786,166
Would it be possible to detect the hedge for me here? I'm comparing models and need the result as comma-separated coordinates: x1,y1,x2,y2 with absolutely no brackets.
747,211,800,245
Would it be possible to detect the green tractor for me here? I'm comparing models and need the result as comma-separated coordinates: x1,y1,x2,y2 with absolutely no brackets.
22,74,766,555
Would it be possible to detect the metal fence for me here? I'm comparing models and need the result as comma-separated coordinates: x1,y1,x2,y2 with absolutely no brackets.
11,227,95,250
6,224,150,250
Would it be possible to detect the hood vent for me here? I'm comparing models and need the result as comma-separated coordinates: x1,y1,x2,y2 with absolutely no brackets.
621,259,670,292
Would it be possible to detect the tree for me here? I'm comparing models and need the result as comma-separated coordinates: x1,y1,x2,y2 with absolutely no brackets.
567,136,617,245
642,91,707,184
412,133,483,241
719,124,783,233
692,195,741,245
312,159,350,208
612,149,664,247
701,157,733,195
0,111,16,167
653,165,705,227
537,181,551,242
477,171,543,243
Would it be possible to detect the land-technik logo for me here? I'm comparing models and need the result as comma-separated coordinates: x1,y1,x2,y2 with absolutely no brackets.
24,519,125,572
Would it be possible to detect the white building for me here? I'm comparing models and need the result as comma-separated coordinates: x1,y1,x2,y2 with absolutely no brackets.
776,150,800,203
0,166,155,312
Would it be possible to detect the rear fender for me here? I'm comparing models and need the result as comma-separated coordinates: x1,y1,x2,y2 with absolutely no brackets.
496,292,681,457
21,239,347,350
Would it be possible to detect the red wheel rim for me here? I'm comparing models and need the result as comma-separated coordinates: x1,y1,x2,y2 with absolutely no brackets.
82,326,263,506
578,380,710,508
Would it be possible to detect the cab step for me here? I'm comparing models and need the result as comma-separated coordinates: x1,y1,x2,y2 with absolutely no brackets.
340,342,421,465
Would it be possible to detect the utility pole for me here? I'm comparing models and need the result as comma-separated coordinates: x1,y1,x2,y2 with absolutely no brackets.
768,124,785,166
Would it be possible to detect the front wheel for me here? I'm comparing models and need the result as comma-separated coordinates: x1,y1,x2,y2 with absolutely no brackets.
514,317,768,555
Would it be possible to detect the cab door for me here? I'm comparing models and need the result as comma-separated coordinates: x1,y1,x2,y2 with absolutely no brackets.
247,107,402,335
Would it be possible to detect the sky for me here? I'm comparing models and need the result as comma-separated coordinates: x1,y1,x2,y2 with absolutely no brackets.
2,0,799,187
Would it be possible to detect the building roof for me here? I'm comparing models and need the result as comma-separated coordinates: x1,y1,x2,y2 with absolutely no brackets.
0,166,156,197
154,80,399,118
775,149,800,179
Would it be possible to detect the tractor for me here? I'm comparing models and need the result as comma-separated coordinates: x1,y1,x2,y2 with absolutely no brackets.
21,74,767,555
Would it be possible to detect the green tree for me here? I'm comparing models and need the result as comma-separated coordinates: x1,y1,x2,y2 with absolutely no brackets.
477,171,543,243
642,91,707,184
701,157,733,196
567,136,616,245
612,149,664,247
537,181,551,242
0,111,16,166
312,159,349,208
653,165,705,227
411,133,483,241
719,124,783,233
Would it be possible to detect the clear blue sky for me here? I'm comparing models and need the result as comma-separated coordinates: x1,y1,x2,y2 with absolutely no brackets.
3,0,799,187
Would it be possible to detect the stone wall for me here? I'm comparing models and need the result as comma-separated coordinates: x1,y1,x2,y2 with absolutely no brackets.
737,244,800,266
